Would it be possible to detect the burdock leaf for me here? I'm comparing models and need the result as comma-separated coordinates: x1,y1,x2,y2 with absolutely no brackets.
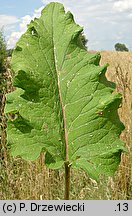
5,2,126,180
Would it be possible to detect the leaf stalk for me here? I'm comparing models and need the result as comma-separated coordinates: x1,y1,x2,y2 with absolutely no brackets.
64,161,71,200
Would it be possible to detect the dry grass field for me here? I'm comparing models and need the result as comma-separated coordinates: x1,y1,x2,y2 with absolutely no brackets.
0,51,132,200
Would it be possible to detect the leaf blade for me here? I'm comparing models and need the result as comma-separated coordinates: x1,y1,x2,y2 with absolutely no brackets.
5,2,126,179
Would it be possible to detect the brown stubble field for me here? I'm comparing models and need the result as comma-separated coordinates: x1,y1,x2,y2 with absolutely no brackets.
0,51,132,200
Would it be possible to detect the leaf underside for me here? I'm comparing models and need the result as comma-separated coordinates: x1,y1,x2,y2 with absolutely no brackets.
5,2,126,180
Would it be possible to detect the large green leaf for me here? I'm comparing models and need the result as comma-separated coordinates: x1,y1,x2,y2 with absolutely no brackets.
5,2,126,180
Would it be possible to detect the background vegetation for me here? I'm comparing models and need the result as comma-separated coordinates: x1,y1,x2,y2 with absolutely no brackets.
0,30,132,199
115,43,129,52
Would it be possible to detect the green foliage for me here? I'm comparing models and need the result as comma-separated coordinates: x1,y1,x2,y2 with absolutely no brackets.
5,2,126,181
79,33,88,49
115,43,129,52
0,29,7,110
6,49,13,57
0,29,6,72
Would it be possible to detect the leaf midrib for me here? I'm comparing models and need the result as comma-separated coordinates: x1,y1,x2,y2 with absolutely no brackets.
52,4,68,161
